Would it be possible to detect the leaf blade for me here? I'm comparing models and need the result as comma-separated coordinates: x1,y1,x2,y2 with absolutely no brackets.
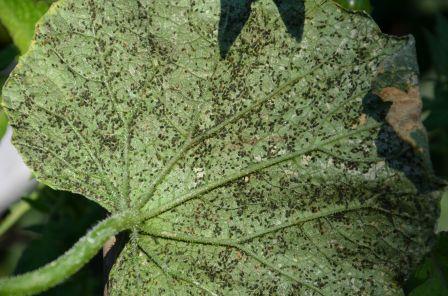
2,0,441,294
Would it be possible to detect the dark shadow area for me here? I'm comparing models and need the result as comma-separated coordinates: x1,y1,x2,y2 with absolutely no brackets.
218,0,305,58
371,1,448,181
362,93,437,194
362,94,446,291
274,0,305,41
219,0,254,58
103,231,129,294
9,187,106,296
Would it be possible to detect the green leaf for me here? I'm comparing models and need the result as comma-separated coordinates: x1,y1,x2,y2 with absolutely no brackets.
0,74,9,139
0,0,54,53
0,104,7,139
1,0,441,294
405,233,448,296
0,0,41,140
438,191,448,232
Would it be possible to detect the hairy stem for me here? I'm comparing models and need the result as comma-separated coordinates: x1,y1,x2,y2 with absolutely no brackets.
0,210,137,296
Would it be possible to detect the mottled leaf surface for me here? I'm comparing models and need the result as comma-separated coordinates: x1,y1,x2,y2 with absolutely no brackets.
2,0,441,295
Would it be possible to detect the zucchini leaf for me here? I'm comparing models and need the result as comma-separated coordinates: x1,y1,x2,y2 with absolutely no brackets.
2,0,442,294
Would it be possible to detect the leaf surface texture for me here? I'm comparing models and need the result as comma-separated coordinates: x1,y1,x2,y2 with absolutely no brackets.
2,0,441,294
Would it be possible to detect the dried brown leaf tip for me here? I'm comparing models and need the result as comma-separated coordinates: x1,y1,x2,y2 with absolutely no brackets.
376,85,426,152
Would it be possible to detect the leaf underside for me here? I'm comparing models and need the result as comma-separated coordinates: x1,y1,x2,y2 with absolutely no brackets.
2,0,441,295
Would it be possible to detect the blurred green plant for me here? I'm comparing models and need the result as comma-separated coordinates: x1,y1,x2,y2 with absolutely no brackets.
0,0,52,140
0,0,53,54
423,15,448,236
334,0,372,12
418,0,448,14
438,191,448,232
0,24,11,46
15,187,104,295
0,187,39,237
0,187,105,295
0,75,9,140
0,44,17,70
0,112,7,139
423,15,448,178
404,232,448,295
0,49,15,139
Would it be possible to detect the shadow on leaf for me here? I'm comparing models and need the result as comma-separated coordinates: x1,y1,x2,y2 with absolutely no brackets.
218,0,305,58
362,93,436,194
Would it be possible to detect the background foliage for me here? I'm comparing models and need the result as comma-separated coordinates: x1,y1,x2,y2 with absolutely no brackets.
0,0,446,294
